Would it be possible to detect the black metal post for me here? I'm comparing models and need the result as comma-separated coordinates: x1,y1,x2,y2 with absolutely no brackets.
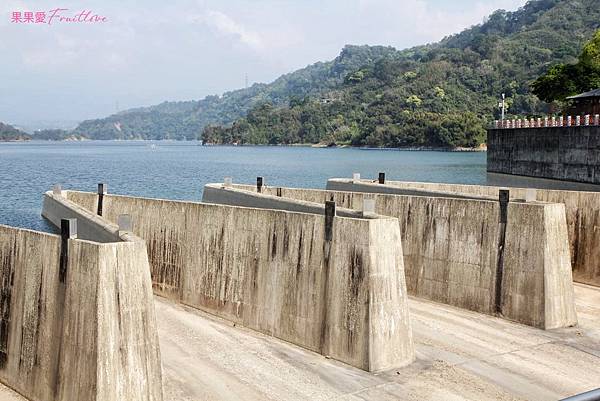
97,183,107,216
59,218,77,283
257,177,264,193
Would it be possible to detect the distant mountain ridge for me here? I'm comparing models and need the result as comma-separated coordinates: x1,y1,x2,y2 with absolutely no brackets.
43,0,600,145
66,45,396,140
0,122,30,141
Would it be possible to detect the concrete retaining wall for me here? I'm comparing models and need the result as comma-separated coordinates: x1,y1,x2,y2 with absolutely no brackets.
353,179,600,288
487,126,600,184
1,193,162,401
58,190,414,372
230,181,577,329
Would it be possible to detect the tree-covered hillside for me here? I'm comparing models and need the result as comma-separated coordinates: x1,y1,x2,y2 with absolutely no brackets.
0,122,30,141
68,46,397,140
203,0,600,147
532,30,600,102
52,0,600,146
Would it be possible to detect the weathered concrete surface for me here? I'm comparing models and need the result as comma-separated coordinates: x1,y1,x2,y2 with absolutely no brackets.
0,383,25,401
59,190,414,372
42,191,121,243
488,171,600,192
202,184,370,219
488,126,600,184
157,283,600,401
0,218,162,401
358,178,600,288
233,182,577,329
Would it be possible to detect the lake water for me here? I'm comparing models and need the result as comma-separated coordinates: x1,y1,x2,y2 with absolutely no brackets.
0,141,486,232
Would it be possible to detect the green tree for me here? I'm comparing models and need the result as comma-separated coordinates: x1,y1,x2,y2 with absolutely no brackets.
406,95,423,109
532,29,600,102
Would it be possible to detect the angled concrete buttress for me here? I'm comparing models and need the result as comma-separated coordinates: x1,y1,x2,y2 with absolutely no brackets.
341,178,600,288
47,188,415,372
223,180,577,330
0,191,163,401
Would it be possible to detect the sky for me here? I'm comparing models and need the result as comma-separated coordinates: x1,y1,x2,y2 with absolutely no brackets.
0,0,526,128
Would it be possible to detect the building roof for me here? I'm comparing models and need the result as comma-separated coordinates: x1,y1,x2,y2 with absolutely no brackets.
567,88,600,100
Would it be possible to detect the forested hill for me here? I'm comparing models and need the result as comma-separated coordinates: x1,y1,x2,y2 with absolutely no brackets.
69,46,397,140
67,0,600,145
0,122,30,141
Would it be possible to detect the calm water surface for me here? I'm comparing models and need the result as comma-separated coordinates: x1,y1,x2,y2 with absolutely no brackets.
0,141,486,232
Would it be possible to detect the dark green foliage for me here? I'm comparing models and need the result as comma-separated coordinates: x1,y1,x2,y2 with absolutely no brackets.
0,122,30,141
532,30,600,102
31,129,75,140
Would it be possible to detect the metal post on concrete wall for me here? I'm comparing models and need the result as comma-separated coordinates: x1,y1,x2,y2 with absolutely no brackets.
97,183,107,216
59,218,77,283
276,187,282,197
378,172,386,184
495,189,510,315
256,177,264,193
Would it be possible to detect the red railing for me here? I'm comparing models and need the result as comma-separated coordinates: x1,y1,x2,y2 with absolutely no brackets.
494,114,600,129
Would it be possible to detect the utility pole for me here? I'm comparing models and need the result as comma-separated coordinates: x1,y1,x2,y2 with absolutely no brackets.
500,93,506,125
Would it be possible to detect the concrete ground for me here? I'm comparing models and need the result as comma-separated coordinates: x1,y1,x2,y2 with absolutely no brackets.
159,283,600,401
1,284,598,401
0,385,24,401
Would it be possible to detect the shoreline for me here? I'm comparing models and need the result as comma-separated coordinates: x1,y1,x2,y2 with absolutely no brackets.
0,139,487,152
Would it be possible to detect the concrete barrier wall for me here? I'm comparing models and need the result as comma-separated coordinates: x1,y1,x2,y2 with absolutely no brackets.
352,179,600,288
231,182,577,329
60,190,414,372
487,126,600,184
202,184,371,218
0,195,162,401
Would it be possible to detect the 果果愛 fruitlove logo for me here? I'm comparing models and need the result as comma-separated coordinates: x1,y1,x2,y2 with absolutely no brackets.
10,9,108,25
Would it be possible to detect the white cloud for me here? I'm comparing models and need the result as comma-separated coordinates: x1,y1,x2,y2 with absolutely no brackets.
203,10,264,50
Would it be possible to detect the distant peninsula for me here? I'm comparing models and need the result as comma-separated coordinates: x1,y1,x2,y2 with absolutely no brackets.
0,122,30,141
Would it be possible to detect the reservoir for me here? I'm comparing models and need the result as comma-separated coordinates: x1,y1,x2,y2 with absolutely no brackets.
0,141,486,231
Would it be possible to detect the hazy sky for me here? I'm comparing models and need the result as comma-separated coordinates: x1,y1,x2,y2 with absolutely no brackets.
0,0,526,127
